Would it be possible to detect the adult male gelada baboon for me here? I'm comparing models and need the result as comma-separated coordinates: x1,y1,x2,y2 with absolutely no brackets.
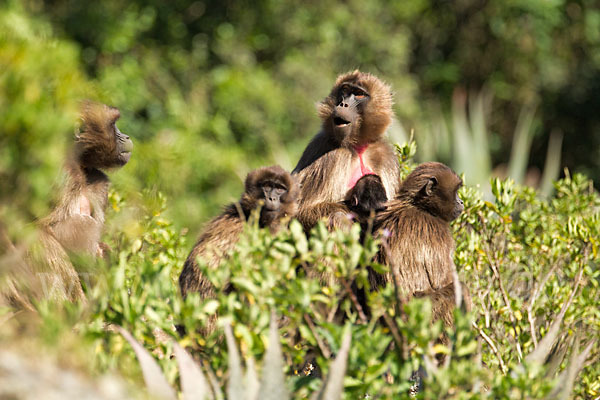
293,70,400,231
373,162,471,325
179,165,298,299
1,101,133,306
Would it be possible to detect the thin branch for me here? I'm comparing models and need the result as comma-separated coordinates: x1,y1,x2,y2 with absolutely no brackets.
450,261,462,308
526,259,562,348
527,310,539,349
383,311,407,361
526,264,585,365
478,212,523,361
472,321,507,375
304,313,331,359
326,302,338,323
340,278,368,324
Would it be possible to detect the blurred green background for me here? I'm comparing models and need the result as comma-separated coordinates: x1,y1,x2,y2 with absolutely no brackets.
2,0,599,237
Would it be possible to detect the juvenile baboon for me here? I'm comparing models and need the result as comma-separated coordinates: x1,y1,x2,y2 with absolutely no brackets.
373,162,471,323
292,71,400,231
179,166,298,299
342,174,388,229
309,174,388,233
1,102,132,305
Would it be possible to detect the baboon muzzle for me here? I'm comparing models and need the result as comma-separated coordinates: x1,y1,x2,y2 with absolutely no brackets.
334,94,360,126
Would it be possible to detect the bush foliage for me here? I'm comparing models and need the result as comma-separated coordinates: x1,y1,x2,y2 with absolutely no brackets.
5,144,597,398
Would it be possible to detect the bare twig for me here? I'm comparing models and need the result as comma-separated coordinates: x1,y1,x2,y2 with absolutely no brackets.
340,278,368,324
383,311,407,361
526,260,562,348
304,313,331,359
472,321,507,375
478,212,523,361
450,261,462,308
526,264,585,365
326,302,338,323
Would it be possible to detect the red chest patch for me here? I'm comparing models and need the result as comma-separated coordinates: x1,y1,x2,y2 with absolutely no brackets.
347,144,374,189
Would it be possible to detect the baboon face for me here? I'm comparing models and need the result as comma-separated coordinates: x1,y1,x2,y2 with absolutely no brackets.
319,71,393,146
114,122,133,165
402,162,464,222
77,103,133,169
331,82,370,140
244,166,298,218
259,178,288,212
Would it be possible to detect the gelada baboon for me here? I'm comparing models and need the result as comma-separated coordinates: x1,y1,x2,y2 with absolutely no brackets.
342,174,388,227
179,165,298,299
322,174,388,233
373,162,471,324
292,71,400,231
1,101,132,305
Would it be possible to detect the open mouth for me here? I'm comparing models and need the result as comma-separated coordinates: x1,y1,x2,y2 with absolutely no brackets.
333,116,351,127
120,151,132,163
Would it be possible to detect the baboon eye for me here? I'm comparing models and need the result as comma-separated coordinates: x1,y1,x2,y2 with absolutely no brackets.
355,94,366,99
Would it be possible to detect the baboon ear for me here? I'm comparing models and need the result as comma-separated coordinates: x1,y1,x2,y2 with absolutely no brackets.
420,176,438,197
352,194,359,207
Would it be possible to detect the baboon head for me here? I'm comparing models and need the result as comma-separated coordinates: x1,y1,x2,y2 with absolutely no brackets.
76,101,133,169
400,162,464,222
318,70,393,147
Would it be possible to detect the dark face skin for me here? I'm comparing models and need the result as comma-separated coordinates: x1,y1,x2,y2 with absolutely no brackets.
451,186,464,220
115,123,133,165
331,82,370,140
259,179,288,212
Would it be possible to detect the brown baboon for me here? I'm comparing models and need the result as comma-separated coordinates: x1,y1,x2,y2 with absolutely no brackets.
414,282,472,327
179,166,299,299
1,102,132,306
373,162,471,324
292,71,400,231
309,174,388,233
342,174,388,229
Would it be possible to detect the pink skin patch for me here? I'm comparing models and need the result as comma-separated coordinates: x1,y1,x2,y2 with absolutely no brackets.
347,144,374,189
79,195,92,217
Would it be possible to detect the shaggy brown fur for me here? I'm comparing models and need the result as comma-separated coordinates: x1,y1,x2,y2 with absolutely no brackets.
292,71,400,231
414,282,472,327
342,174,388,228
320,174,389,234
373,162,470,324
179,166,298,299
1,102,132,306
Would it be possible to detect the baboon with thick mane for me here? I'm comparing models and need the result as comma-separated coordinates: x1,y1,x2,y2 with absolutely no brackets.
292,71,400,231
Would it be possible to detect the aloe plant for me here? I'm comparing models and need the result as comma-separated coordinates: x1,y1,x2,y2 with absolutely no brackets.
117,313,351,400
416,89,563,197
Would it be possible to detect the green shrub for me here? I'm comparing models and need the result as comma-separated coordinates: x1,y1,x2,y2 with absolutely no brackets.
58,147,596,398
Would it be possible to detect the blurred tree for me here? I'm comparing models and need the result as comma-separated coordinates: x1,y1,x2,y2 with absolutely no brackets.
7,0,600,230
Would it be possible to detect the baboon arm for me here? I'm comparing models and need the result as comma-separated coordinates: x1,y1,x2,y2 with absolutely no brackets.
298,202,354,231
